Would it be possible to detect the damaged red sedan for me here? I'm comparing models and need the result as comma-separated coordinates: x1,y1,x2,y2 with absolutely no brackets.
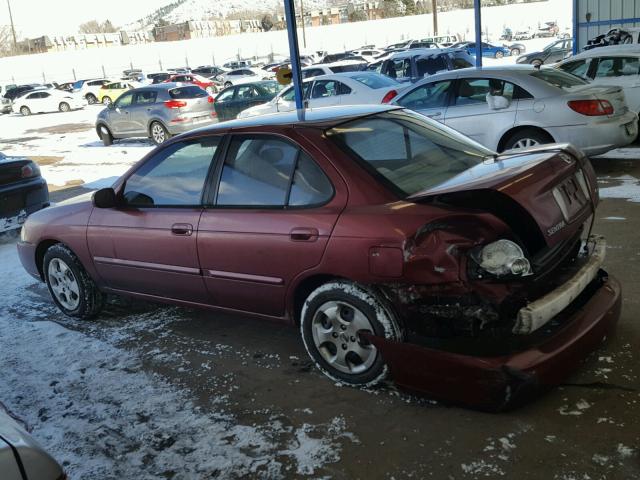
17,105,620,410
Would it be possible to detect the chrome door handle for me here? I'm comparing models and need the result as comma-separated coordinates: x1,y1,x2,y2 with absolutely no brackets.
290,227,319,241
171,223,193,236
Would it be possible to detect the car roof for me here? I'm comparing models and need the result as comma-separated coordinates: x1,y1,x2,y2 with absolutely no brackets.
187,105,401,133
387,47,463,59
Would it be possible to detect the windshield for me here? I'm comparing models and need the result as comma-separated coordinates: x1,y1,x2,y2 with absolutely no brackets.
350,73,398,88
326,109,492,197
530,69,587,88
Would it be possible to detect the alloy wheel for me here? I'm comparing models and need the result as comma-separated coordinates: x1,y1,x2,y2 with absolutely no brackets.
513,138,540,149
151,123,166,144
311,300,377,375
47,258,80,310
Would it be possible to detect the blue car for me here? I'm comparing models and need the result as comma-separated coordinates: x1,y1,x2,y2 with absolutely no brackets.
452,41,511,59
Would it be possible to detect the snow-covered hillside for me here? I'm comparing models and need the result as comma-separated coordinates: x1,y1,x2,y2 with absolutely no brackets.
165,0,336,21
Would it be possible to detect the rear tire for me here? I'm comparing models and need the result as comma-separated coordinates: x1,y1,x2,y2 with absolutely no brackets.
150,121,169,145
86,93,97,105
224,81,232,88
300,281,402,387
102,96,112,105
58,102,70,112
98,125,113,146
502,128,553,151
43,244,104,319
495,51,504,59
20,106,31,116
531,59,543,67
511,48,520,56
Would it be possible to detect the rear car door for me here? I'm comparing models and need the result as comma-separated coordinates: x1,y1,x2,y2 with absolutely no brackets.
88,137,221,302
233,85,262,117
395,79,453,121
197,133,344,316
444,77,518,148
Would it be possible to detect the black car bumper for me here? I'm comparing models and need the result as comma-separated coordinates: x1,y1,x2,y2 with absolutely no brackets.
0,177,49,232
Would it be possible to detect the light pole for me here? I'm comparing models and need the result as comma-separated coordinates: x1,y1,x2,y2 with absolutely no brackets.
6,0,17,52
432,0,438,35
299,0,307,49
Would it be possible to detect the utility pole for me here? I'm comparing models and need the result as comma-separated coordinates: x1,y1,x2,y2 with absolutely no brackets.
299,0,306,49
6,0,17,52
432,0,438,35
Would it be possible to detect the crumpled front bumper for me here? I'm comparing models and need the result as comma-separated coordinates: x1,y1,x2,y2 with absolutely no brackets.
367,272,621,411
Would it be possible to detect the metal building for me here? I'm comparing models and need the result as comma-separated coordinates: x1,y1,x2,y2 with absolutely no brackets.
574,0,640,51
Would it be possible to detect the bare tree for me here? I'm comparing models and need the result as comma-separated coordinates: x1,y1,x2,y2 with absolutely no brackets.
0,25,17,57
78,19,118,34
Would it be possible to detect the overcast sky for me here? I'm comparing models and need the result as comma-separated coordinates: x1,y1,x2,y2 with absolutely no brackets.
0,0,175,37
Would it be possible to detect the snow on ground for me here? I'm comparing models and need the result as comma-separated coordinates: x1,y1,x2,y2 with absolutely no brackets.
0,106,152,189
598,174,640,203
0,237,357,478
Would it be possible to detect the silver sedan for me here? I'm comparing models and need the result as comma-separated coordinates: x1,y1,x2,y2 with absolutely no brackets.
392,65,638,155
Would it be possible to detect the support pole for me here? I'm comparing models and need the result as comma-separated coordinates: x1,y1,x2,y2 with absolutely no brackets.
474,0,482,68
283,0,305,114
432,0,438,36
299,0,307,49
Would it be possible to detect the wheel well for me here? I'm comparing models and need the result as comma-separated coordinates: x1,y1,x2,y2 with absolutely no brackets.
292,274,340,325
148,120,166,134
35,240,60,280
497,126,554,152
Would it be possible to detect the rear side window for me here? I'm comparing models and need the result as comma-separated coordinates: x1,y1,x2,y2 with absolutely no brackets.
134,91,157,104
169,86,207,99
303,68,324,79
594,56,640,78
330,64,362,73
216,137,332,207
123,138,219,207
452,54,473,69
416,55,448,77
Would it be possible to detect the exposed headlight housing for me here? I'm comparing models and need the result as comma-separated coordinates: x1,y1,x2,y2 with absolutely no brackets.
471,239,532,277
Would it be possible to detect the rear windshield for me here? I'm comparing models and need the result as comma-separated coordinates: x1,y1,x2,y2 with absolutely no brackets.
530,69,587,88
169,86,208,98
350,74,397,88
326,109,492,197
330,64,363,73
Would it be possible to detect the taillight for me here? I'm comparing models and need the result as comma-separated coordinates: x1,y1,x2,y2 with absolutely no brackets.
567,99,614,116
208,96,214,103
21,163,38,178
164,100,187,109
381,89,398,104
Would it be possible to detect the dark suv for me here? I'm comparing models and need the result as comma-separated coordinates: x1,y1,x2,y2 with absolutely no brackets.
378,48,474,83
516,38,573,66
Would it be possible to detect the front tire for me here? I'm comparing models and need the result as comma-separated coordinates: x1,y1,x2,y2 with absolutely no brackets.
20,106,31,116
300,281,402,386
86,93,97,104
531,59,543,67
58,102,70,112
102,96,112,105
511,48,520,56
98,125,113,146
495,51,504,59
224,81,232,88
43,244,104,319
502,128,553,151
150,121,169,145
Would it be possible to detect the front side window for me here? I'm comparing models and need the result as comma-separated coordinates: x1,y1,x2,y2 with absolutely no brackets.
397,80,452,109
416,55,448,77
281,83,311,101
114,92,134,108
237,85,259,98
216,137,332,207
326,110,491,197
123,138,219,207
383,59,411,79
216,88,235,102
594,56,640,78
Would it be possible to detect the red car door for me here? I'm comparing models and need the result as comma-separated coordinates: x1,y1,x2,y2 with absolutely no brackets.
87,137,222,303
197,132,346,317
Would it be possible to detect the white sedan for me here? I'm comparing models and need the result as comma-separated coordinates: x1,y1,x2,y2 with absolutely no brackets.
556,45,640,114
218,68,271,88
15,89,85,115
238,72,403,119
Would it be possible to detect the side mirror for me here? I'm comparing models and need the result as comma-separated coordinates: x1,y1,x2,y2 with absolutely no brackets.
93,188,117,208
107,102,115,110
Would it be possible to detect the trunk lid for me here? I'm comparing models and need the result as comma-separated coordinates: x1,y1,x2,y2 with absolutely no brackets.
0,156,33,186
564,84,628,117
408,144,596,249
